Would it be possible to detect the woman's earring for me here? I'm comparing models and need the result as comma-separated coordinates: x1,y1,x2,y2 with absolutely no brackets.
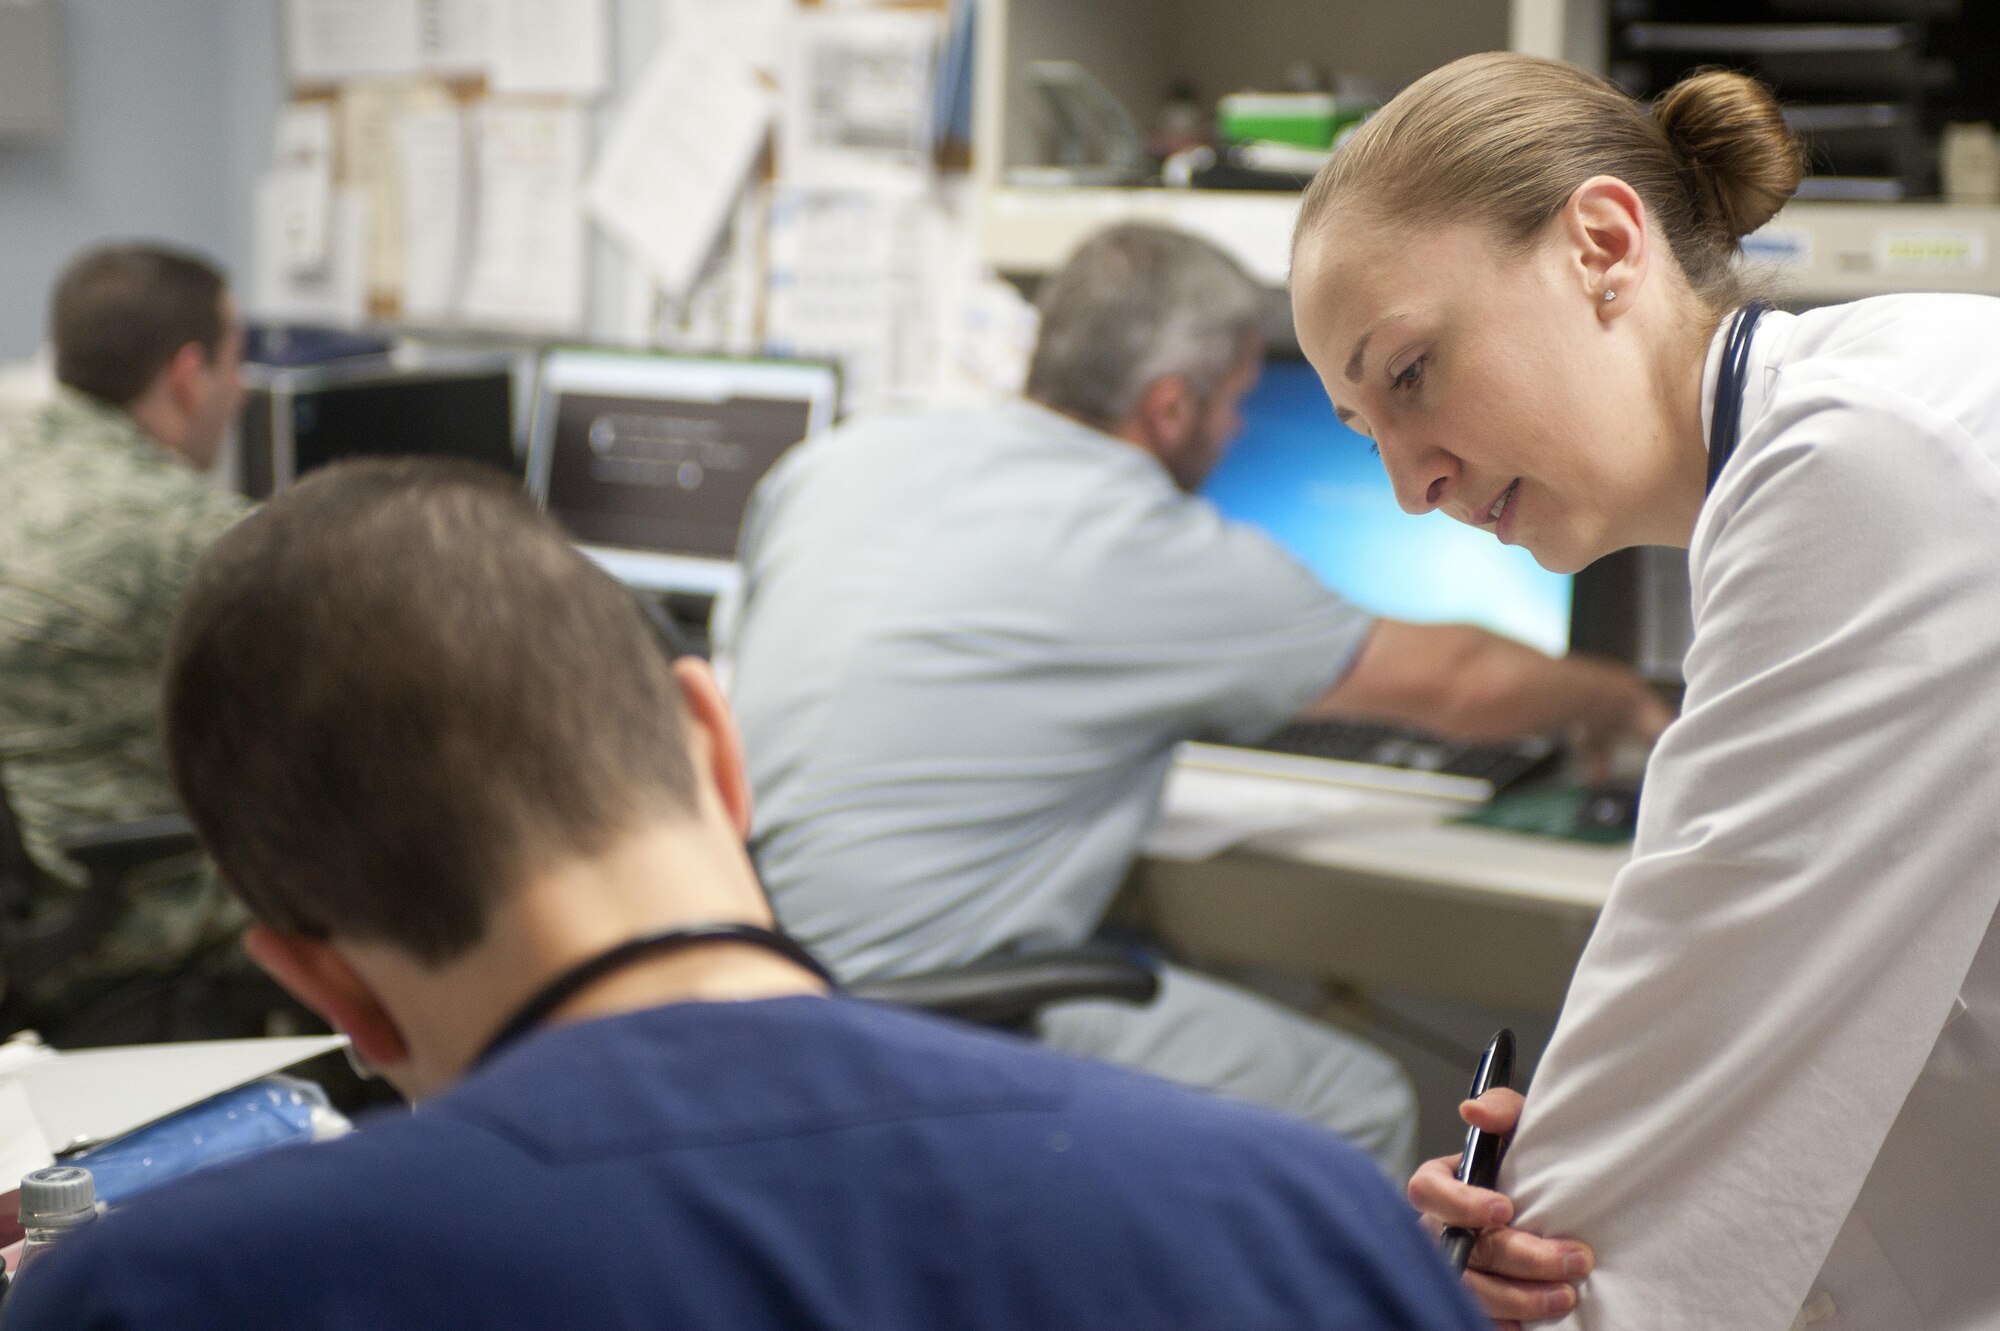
1602,290,1618,303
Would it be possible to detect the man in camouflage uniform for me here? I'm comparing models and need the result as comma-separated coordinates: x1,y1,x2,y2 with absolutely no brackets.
0,244,251,1036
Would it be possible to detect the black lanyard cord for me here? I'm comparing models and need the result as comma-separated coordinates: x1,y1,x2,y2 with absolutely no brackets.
1706,301,1771,495
475,922,839,1068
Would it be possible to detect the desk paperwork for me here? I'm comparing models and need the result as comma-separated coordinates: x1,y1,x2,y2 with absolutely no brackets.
7,1036,347,1155
1143,762,1442,861
1136,759,1628,1011
1145,752,1628,914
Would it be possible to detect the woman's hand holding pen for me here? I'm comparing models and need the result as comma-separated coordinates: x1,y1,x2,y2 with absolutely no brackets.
1409,1089,1593,1329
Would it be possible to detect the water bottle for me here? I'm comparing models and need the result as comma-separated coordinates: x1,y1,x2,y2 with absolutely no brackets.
16,1165,98,1273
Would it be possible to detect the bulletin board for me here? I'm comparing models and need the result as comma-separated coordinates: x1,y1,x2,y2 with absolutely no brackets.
255,0,1023,415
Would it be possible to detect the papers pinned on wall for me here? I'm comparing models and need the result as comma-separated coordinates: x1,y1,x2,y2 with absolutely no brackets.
251,181,371,326
659,0,792,80
287,0,501,84
764,185,971,415
418,0,490,76
487,0,610,97
272,102,336,276
285,0,425,83
337,80,457,307
940,274,1039,402
585,29,775,304
653,183,767,356
461,101,588,332
780,8,942,196
397,106,471,321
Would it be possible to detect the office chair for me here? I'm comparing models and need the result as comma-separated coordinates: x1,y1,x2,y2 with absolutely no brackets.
0,772,302,1047
849,945,1160,1032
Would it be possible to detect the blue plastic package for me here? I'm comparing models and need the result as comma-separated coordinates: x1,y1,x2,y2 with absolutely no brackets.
70,1075,349,1207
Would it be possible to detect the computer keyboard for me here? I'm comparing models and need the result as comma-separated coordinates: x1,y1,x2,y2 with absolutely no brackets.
1182,721,1563,802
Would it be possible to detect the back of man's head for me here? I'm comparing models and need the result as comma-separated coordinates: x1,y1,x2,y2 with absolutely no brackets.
51,243,227,409
161,458,701,966
1024,223,1265,431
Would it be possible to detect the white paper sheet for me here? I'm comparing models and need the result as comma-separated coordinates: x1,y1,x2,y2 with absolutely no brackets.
1140,764,1388,862
651,182,767,355
659,0,791,77
338,80,455,305
273,101,336,275
763,188,912,414
251,178,370,326
762,181,985,414
937,273,1039,401
0,1081,53,1193
9,1036,347,1154
780,8,941,195
398,106,469,321
418,0,489,74
285,0,422,83
488,0,609,96
461,101,587,331
585,30,774,302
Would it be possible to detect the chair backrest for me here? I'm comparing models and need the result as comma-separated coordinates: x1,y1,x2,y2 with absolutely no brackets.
0,764,47,923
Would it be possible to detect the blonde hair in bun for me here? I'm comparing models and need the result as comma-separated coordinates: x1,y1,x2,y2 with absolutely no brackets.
1295,52,1805,312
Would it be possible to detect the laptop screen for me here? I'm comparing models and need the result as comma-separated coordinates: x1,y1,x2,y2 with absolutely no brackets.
528,350,839,595
1202,358,1574,656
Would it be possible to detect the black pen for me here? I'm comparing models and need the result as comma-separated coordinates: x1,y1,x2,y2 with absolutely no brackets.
1440,1028,1515,1275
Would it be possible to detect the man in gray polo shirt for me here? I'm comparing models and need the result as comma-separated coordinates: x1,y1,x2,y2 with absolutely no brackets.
718,224,1667,1175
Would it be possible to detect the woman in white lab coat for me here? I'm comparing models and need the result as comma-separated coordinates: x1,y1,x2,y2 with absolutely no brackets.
1289,53,2000,1331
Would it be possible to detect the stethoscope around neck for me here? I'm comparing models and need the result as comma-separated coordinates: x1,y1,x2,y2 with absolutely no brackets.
1706,301,1771,495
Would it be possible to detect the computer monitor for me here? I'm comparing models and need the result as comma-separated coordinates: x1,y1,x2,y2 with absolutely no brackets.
1202,357,1575,657
238,355,520,499
526,350,840,596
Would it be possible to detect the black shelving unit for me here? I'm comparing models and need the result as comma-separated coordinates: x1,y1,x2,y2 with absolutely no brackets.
1610,0,2000,202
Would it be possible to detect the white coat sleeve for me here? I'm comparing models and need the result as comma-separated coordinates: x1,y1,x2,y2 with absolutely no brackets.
1499,380,2000,1330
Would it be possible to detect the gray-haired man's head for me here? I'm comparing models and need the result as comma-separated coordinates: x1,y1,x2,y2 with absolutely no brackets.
1025,224,1267,491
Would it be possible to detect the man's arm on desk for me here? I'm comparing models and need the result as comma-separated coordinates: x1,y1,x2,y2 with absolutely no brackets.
1308,621,1670,766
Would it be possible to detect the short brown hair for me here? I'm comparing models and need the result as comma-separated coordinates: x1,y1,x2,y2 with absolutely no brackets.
51,243,229,409
1295,55,1806,312
161,458,700,964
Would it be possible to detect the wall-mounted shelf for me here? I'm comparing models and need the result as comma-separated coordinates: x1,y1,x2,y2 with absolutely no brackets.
985,189,2000,302
972,0,1602,284
971,1,2000,301
982,186,1300,285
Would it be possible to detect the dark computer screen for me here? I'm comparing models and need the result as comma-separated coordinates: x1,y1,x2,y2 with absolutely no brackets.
528,351,839,594
1202,358,1574,655
289,370,518,479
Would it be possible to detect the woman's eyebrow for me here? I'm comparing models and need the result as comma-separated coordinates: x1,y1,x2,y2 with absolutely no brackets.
1344,328,1377,382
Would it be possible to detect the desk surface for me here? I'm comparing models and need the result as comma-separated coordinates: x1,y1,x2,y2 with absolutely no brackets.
1150,756,1629,913
1134,757,1631,1011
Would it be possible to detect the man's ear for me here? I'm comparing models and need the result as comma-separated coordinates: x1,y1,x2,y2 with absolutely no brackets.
1133,374,1200,456
242,924,411,1071
160,341,210,417
670,656,752,840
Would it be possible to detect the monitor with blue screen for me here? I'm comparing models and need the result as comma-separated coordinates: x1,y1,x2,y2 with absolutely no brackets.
1202,358,1574,657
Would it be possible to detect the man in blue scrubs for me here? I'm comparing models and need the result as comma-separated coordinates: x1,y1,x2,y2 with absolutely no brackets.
2,459,1483,1331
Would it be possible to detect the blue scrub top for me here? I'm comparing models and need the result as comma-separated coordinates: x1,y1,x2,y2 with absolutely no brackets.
4,995,1482,1330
